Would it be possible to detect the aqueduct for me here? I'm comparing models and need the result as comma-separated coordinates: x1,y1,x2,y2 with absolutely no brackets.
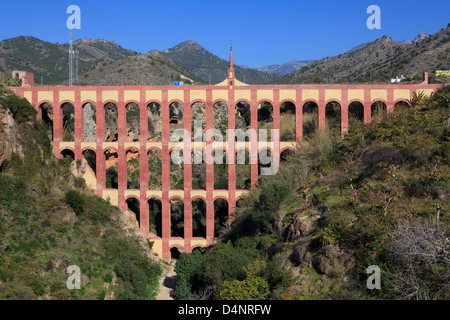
8,51,444,259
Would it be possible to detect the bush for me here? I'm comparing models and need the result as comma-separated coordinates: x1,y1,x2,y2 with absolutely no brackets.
65,190,85,215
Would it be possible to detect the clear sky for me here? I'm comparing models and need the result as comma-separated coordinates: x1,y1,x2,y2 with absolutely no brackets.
0,0,448,68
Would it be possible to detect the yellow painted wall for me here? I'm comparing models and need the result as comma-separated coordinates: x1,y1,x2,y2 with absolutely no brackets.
124,90,140,102
190,90,206,102
102,90,118,102
59,91,75,103
234,90,251,102
393,89,411,101
370,89,387,101
257,90,273,102
38,91,54,103
325,89,342,102
212,90,228,102
279,90,296,102
302,89,319,101
348,89,364,101
168,90,184,102
81,90,96,102
416,89,434,97
146,90,162,102
24,91,33,104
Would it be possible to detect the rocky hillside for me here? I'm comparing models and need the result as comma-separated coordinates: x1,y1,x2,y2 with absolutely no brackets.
0,36,136,85
255,60,317,76
279,25,450,84
67,50,205,86
161,41,280,84
0,86,162,299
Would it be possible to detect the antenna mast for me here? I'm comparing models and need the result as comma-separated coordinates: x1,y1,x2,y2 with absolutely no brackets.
69,32,74,86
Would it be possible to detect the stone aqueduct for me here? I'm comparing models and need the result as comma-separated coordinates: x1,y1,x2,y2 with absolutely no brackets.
8,55,444,259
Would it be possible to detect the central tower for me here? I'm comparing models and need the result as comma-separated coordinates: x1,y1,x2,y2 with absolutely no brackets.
228,45,235,89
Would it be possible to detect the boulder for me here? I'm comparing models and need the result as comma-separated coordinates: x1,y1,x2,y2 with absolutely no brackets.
311,245,355,275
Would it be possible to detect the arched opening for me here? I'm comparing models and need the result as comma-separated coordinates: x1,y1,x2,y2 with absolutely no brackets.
126,102,140,142
170,198,184,237
214,149,228,190
236,149,251,190
62,103,75,142
191,102,206,142
126,197,140,227
214,198,229,238
281,149,295,162
126,149,140,189
105,102,118,142
371,101,387,122
105,149,118,189
61,149,75,160
192,149,206,190
235,102,251,142
258,149,274,176
394,101,410,111
192,198,206,238
303,101,318,139
148,149,162,189
213,102,228,141
258,101,273,142
348,101,364,126
280,102,296,141
169,102,184,141
325,101,341,135
170,247,182,260
170,149,184,189
148,198,162,237
83,103,96,142
148,102,162,142
39,103,53,140
82,149,96,176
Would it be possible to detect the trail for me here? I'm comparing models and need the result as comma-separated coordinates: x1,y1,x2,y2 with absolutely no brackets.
156,262,178,300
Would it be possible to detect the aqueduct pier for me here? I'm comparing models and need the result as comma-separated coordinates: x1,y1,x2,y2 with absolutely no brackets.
8,58,444,259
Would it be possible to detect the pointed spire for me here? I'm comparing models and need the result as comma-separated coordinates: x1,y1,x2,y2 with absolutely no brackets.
229,42,233,69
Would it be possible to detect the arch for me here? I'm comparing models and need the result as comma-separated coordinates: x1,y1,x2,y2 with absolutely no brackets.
235,101,251,142
213,101,229,140
192,198,207,238
303,101,318,139
325,101,341,134
214,198,229,238
214,148,228,190
235,149,251,190
39,102,53,140
61,148,75,160
126,102,140,142
148,197,162,238
280,149,295,162
148,149,162,189
170,149,184,189
348,101,364,124
104,148,118,189
170,246,182,260
192,149,206,190
394,99,410,111
371,100,387,122
82,149,96,176
83,102,96,142
126,148,140,189
280,101,296,142
191,101,206,142
147,102,162,142
170,198,184,238
258,101,273,142
104,102,118,142
126,197,140,227
258,148,274,176
61,102,75,142
169,101,184,141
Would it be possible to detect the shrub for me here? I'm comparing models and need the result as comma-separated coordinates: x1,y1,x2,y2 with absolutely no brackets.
65,190,85,215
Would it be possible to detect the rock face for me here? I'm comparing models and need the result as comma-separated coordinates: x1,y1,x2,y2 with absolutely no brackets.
272,210,322,242
0,104,23,168
83,103,96,142
311,245,355,275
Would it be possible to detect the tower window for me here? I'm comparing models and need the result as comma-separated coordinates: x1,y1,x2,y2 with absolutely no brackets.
230,81,233,86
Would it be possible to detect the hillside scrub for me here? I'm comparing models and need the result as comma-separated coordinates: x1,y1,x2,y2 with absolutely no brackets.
174,86,449,300
0,87,162,299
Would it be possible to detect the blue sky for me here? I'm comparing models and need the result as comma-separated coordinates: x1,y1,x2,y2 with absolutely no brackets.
0,0,448,67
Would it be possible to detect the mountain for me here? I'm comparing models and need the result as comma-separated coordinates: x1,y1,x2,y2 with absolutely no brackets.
404,32,431,44
255,60,317,76
161,41,280,84
66,49,205,86
279,25,450,84
0,36,136,85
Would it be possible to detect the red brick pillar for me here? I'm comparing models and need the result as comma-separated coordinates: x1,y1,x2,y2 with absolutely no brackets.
364,89,371,123
161,91,171,260
250,89,258,188
227,91,236,220
74,92,83,160
205,98,214,243
387,88,394,115
139,100,149,237
296,89,303,143
53,90,62,158
341,91,349,137
183,95,193,244
318,90,326,131
117,101,127,212
96,97,106,196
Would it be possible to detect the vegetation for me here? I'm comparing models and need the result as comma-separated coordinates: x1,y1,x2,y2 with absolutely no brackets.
174,85,450,300
0,88,162,299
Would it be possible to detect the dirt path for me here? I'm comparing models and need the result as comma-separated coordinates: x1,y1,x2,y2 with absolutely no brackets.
156,262,178,300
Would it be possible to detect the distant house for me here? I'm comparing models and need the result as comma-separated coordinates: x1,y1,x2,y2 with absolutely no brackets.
12,71,34,87
390,75,405,83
